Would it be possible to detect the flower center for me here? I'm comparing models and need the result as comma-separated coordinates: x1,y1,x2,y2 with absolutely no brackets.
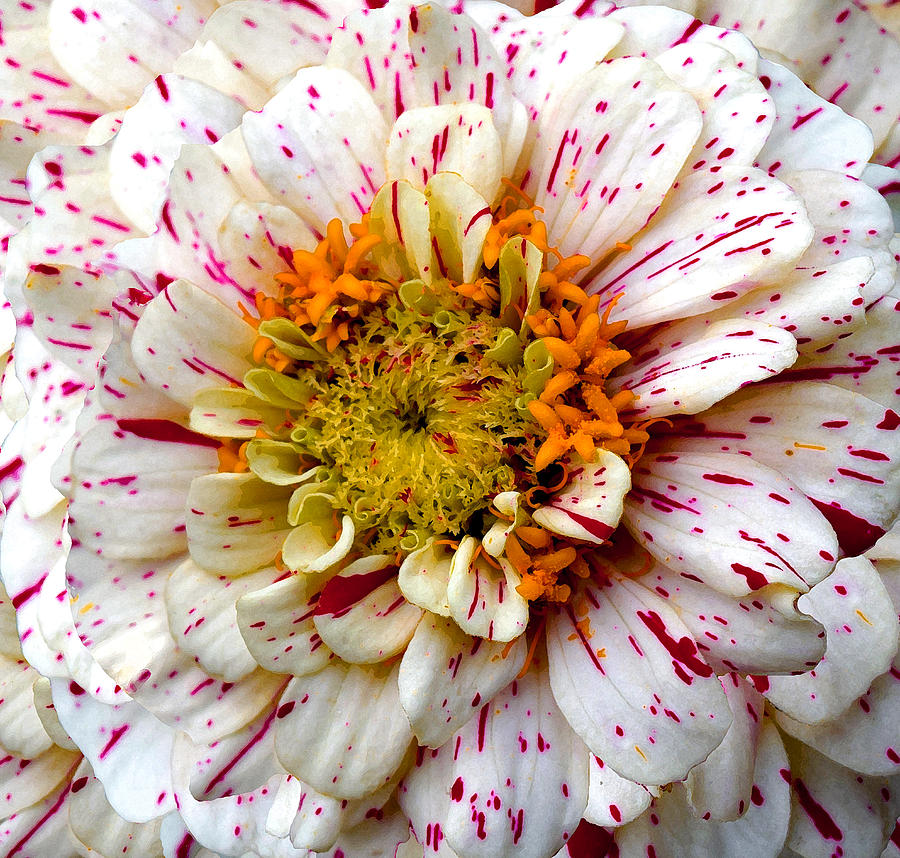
214,176,656,606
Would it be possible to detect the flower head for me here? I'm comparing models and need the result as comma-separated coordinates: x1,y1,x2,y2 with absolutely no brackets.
1,1,899,856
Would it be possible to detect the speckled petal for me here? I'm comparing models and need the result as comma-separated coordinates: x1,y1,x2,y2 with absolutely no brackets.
547,575,731,786
624,450,838,596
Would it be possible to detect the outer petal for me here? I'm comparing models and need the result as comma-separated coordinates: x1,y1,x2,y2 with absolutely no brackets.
397,612,526,748
546,575,731,786
782,735,895,858
274,661,414,800
591,166,814,328
583,755,653,828
615,719,791,858
0,654,53,759
164,559,277,683
47,0,215,107
753,58,874,178
241,66,389,234
663,381,900,552
644,562,826,675
532,450,631,545
608,318,797,419
0,744,79,821
68,416,217,561
402,660,590,858
763,555,899,724
51,678,177,823
398,538,454,618
530,55,702,261
624,450,838,596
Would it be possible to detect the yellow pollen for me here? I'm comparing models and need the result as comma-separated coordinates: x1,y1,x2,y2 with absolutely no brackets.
856,609,873,626
794,442,827,451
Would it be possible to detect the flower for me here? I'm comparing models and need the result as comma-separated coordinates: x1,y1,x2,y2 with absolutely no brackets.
1,1,899,857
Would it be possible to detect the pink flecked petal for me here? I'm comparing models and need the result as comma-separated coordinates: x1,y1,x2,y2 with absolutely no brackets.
397,538,454,618
173,0,351,109
532,450,631,545
403,659,589,858
386,104,502,203
662,380,900,553
67,762,165,856
23,264,119,375
529,55,702,262
789,279,900,410
164,560,279,683
241,66,388,236
546,575,731,786
130,279,256,409
51,677,177,822
0,773,88,858
654,41,774,175
753,58,874,179
591,166,813,329
108,74,246,233
692,0,900,167
0,5,102,140
615,718,791,858
185,473,293,577
0,743,78,822
0,123,48,241
624,450,838,596
781,733,896,858
608,318,797,420
47,0,216,108
685,674,764,821
644,560,826,675
274,660,414,800
68,415,217,561
397,612,527,748
583,755,653,828
0,653,54,759
446,535,528,642
764,555,898,725
313,554,423,665
235,571,336,677
775,651,900,777
320,806,415,858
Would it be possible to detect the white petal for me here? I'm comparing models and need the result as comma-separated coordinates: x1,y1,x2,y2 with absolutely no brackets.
664,380,900,552
387,104,502,203
398,612,526,748
398,538,454,618
165,559,277,682
533,450,631,544
583,755,653,828
236,571,336,677
616,719,791,858
274,661,414,800
131,279,256,408
547,575,731,785
51,677,177,823
608,318,797,420
592,166,813,328
644,562,826,675
0,655,53,759
624,450,838,596
764,555,899,724
47,0,214,107
402,661,589,858
313,555,423,664
754,58,874,178
0,745,78,821
530,55,701,261
69,416,217,561
446,536,528,642
242,66,388,234
185,473,293,576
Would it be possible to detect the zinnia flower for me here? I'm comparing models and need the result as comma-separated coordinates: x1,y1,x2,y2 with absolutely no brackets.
1,1,899,857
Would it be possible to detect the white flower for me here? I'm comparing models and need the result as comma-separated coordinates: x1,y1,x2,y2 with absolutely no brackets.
1,1,899,857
